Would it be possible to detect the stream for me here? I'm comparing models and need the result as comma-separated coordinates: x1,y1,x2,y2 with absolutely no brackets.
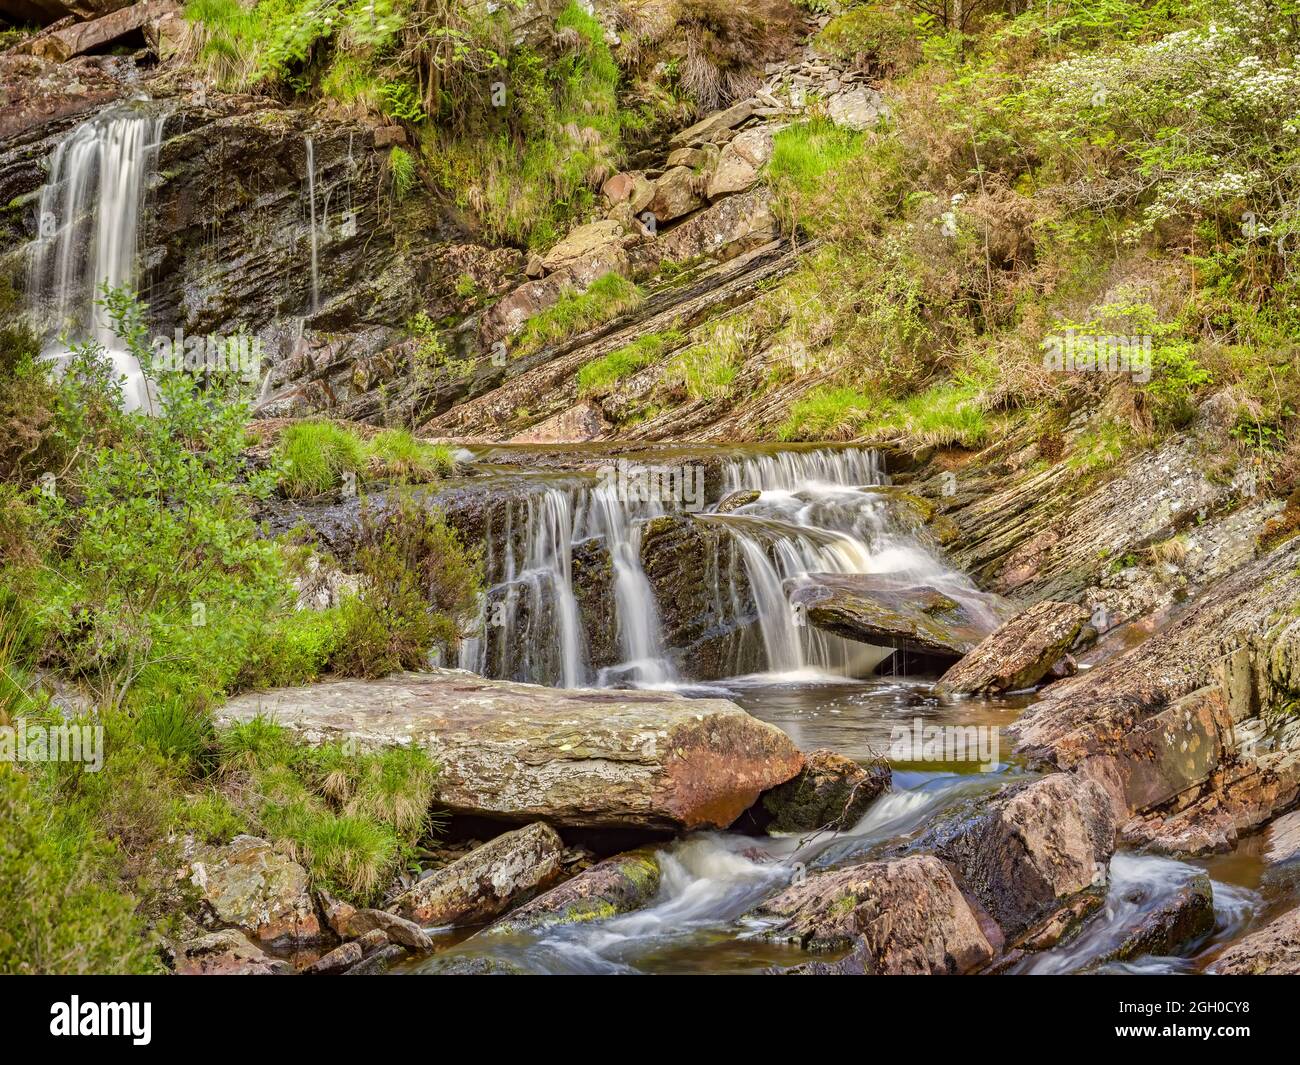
395,444,1290,975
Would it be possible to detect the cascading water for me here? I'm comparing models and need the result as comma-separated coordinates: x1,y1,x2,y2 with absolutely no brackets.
462,446,989,689
26,100,165,412
303,135,320,313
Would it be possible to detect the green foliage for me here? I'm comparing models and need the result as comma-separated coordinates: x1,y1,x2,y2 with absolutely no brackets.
817,5,921,75
516,273,643,355
0,766,156,974
369,428,455,481
276,420,367,499
670,318,750,401
577,330,684,396
330,494,481,679
780,381,989,448
767,119,868,232
388,145,416,200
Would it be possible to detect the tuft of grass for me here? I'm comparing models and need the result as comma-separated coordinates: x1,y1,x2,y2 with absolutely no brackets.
669,318,749,401
779,386,879,441
367,428,455,482
780,381,989,449
577,330,684,396
296,812,398,902
276,420,367,499
516,273,643,356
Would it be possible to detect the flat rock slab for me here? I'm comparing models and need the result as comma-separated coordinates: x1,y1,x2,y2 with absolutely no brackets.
790,573,1002,657
936,599,1088,696
218,670,803,830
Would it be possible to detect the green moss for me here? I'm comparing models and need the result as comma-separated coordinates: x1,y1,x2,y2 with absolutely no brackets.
516,273,644,356
577,330,684,396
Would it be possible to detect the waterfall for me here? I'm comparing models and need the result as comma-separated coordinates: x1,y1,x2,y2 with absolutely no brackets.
304,135,320,313
26,100,165,412
460,446,985,690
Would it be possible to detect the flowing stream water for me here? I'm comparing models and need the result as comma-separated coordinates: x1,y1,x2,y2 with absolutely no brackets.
28,104,1289,976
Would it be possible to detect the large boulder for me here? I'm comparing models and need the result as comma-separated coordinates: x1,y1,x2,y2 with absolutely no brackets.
755,854,996,974
929,774,1116,941
600,170,655,213
17,0,178,62
485,848,662,935
669,98,758,148
827,86,887,130
790,573,997,658
1210,906,1300,974
935,599,1089,696
760,749,890,833
648,165,705,223
185,835,322,947
390,822,565,926
218,670,804,830
539,219,625,274
707,126,775,199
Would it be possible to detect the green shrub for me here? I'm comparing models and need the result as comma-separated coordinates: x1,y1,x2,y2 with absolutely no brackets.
0,766,156,974
817,5,920,76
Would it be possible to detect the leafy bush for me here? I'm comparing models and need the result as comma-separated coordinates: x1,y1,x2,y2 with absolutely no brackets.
331,495,481,678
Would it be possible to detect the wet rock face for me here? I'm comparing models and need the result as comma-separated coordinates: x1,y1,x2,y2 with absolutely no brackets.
930,774,1116,942
639,514,761,680
759,749,890,833
756,854,996,974
217,670,804,831
485,848,662,935
184,835,323,948
391,823,565,928
791,573,997,658
1210,906,1300,974
935,599,1088,696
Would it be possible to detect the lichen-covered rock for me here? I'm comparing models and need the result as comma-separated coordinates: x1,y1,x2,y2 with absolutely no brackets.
649,165,705,222
540,219,625,273
707,126,774,199
929,774,1116,941
935,600,1088,696
716,488,760,513
755,854,995,974
185,835,322,947
790,573,995,657
760,749,890,833
303,941,364,975
170,929,293,976
1210,906,1300,974
391,823,564,927
485,848,662,935
218,670,803,830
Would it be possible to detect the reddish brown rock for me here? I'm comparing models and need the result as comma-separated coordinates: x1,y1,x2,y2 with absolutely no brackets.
935,600,1088,696
171,930,292,976
756,854,995,974
218,670,804,831
185,835,323,947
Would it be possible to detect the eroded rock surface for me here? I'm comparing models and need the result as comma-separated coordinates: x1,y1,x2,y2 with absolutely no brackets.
391,823,564,927
485,848,662,935
935,600,1088,696
184,835,322,947
219,670,804,830
755,854,995,974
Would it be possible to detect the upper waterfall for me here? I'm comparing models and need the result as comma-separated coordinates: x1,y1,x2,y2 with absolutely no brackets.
25,100,165,413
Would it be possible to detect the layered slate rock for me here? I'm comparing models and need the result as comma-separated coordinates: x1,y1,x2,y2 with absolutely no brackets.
391,823,564,927
790,573,999,657
756,855,996,974
928,774,1116,941
760,749,890,833
935,599,1089,696
485,848,662,935
218,670,803,830
184,835,322,948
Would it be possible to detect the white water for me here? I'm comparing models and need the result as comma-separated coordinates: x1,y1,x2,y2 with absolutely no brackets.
462,448,994,689
26,101,165,412
304,135,320,312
